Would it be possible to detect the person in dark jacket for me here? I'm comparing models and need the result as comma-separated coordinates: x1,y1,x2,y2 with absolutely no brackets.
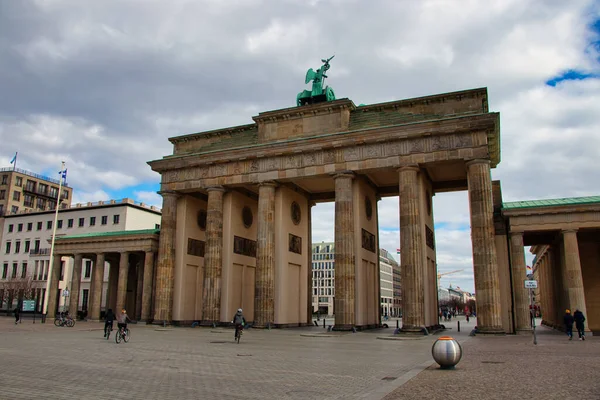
104,308,115,337
13,307,20,325
231,308,246,339
573,308,586,341
563,309,574,340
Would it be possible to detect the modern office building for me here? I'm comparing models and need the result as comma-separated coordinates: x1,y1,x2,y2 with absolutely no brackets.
311,242,401,317
0,198,161,315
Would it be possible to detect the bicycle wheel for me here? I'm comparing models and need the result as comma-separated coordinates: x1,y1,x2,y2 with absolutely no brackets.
67,319,75,327
115,330,122,344
54,318,61,327
123,329,130,343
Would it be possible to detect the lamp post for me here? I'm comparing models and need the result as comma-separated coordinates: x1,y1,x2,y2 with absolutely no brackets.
41,161,65,322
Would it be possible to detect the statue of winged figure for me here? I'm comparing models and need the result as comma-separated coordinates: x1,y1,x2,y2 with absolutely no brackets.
297,56,336,106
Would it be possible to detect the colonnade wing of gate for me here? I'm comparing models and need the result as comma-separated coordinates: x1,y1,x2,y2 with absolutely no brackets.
146,88,509,333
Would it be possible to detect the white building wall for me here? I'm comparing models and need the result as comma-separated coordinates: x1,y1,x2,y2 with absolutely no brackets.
0,199,161,312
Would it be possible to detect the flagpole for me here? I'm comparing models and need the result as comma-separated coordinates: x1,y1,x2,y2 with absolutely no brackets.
12,152,18,171
41,161,65,322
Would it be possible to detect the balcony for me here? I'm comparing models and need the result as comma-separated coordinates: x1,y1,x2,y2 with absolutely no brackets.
30,248,51,257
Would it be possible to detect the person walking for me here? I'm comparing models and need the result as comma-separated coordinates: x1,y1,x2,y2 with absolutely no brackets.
573,308,586,341
13,306,20,325
563,309,575,340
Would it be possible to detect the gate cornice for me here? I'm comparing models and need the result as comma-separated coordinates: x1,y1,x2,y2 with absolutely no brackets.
149,113,499,178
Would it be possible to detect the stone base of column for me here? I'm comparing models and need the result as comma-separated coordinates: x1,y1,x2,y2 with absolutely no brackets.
199,320,220,327
474,326,505,335
253,322,274,329
332,324,355,331
399,326,429,336
515,328,533,334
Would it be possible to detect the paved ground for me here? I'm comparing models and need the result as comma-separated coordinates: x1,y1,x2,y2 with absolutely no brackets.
0,315,456,400
384,321,600,400
1,316,598,400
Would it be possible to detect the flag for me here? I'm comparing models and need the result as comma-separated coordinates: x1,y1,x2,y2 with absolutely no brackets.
58,169,67,181
396,248,401,254
9,152,17,164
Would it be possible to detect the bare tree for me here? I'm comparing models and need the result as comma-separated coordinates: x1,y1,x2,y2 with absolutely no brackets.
1,277,35,314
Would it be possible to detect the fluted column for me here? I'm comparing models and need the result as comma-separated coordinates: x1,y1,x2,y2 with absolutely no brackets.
254,182,277,328
545,250,557,328
141,251,155,322
68,254,83,316
45,254,62,319
398,165,425,331
153,191,179,323
89,253,105,321
135,258,144,320
306,201,314,325
333,172,355,330
202,186,225,324
116,252,130,312
561,230,588,324
509,232,531,332
467,159,503,333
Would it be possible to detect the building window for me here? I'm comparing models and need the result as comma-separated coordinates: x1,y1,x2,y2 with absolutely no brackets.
34,239,40,252
78,218,84,227
11,206,18,213
47,220,52,230
23,194,35,208
68,219,74,228
15,241,20,253
37,221,42,231
8,224,13,233
25,180,35,192
101,216,108,225
155,224,160,229
36,198,46,210
24,240,30,253
113,214,120,224
48,200,56,210
90,217,96,226
84,260,92,278
38,183,48,196
21,262,27,279
5,242,11,254
44,262,48,280
1,175,6,184
63,191,69,199
27,222,32,231
17,223,23,232
2,263,7,279
15,176,22,187
12,263,17,279
57,220,63,229
0,189,5,200
13,191,21,201
49,187,58,199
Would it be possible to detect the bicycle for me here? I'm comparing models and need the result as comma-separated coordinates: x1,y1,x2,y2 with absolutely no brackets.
115,326,130,344
104,324,113,340
234,324,243,344
54,313,75,328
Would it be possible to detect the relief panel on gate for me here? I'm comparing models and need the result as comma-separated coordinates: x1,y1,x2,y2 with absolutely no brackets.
289,234,302,255
187,238,206,257
233,236,257,258
361,229,376,253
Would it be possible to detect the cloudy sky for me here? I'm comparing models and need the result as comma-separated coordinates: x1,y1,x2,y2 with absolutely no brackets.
1,0,599,292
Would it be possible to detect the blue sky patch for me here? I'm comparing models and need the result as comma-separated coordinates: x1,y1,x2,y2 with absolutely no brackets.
545,69,598,86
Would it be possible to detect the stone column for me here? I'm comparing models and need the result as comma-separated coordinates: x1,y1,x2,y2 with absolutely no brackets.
509,232,531,332
544,249,557,328
398,165,425,332
45,254,62,319
141,251,155,322
135,257,144,320
467,159,503,333
89,253,105,321
306,201,314,325
333,172,355,330
153,191,179,323
68,254,83,317
561,230,588,323
254,182,277,328
116,252,129,312
202,186,225,324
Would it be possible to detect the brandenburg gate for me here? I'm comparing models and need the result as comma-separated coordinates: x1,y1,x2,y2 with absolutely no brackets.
148,74,505,332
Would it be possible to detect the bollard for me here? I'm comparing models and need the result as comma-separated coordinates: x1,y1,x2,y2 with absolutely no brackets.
432,336,462,369
323,319,326,329
396,320,399,329
457,321,460,332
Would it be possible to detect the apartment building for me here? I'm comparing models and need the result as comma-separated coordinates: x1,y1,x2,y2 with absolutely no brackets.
311,242,402,317
0,198,161,314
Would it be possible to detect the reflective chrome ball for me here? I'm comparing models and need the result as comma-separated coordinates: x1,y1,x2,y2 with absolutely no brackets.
432,336,462,369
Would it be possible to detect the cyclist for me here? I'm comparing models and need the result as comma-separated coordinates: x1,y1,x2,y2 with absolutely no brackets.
231,308,246,339
117,308,131,336
104,308,115,337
